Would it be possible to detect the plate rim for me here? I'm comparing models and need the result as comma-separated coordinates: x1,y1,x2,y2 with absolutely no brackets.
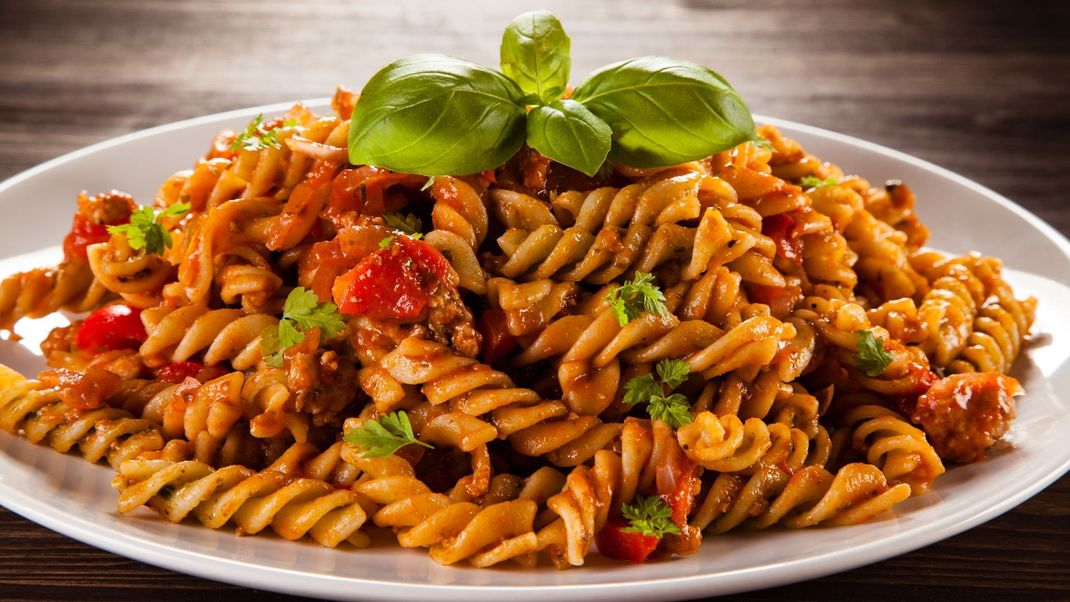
1,100,1068,601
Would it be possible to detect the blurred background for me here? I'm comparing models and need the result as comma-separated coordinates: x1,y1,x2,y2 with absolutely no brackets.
0,0,1067,600
2,0,1067,232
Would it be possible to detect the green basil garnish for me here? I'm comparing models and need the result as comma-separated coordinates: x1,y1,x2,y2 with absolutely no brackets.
526,100,611,177
348,54,527,176
346,14,758,177
500,10,571,105
572,56,757,167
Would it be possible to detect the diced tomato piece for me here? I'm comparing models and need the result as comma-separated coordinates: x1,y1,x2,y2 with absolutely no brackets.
762,213,804,264
300,223,395,300
155,361,206,384
748,283,801,316
63,197,135,260
38,366,120,411
478,308,517,364
63,214,112,260
596,517,660,564
268,160,341,251
326,166,426,220
657,452,699,530
333,237,452,321
74,305,147,353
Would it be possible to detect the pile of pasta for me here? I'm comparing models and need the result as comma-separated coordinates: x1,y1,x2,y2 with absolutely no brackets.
0,88,1036,568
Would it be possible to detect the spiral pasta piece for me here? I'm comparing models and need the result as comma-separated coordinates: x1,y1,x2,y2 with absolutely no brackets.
491,171,751,285
487,277,577,337
107,370,299,467
0,261,110,333
0,365,165,467
138,303,276,369
534,419,692,567
367,336,592,468
113,455,371,548
796,296,936,398
691,461,911,534
425,176,490,294
87,234,173,298
831,404,945,495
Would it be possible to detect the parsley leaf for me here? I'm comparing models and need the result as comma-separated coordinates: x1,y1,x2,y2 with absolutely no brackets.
647,392,693,428
855,329,894,377
621,359,693,428
799,175,838,189
622,373,660,406
620,495,680,539
107,202,190,255
260,288,345,367
284,287,345,337
655,358,690,389
259,326,284,368
604,272,667,326
343,411,433,458
379,236,395,249
230,113,288,152
383,212,424,239
754,135,775,151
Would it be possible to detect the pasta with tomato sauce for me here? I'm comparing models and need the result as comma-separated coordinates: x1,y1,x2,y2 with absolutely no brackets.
0,86,1036,568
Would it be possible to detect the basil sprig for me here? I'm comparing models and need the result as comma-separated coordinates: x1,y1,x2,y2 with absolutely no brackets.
348,11,758,177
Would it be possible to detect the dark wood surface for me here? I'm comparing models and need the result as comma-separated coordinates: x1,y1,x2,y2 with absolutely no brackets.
0,0,1067,599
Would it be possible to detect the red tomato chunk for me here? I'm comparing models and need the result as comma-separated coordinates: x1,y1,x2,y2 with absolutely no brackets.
155,361,206,384
596,517,660,564
761,213,804,264
333,237,451,321
62,214,111,260
74,305,147,353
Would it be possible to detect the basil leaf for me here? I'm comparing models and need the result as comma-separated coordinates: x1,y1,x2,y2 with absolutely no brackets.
572,56,757,167
500,10,570,104
526,99,610,176
348,54,527,176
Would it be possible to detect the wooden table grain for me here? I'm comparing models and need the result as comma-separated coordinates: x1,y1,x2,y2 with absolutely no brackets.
0,0,1067,599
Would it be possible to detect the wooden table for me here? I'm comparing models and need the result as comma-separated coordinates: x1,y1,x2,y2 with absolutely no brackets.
1,0,1067,599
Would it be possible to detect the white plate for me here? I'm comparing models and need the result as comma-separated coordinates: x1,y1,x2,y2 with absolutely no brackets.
0,102,1068,601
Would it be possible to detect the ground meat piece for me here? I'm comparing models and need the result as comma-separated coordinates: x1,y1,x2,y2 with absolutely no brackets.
425,284,481,359
40,322,80,364
518,146,552,194
284,330,364,427
85,190,138,226
911,372,1021,464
